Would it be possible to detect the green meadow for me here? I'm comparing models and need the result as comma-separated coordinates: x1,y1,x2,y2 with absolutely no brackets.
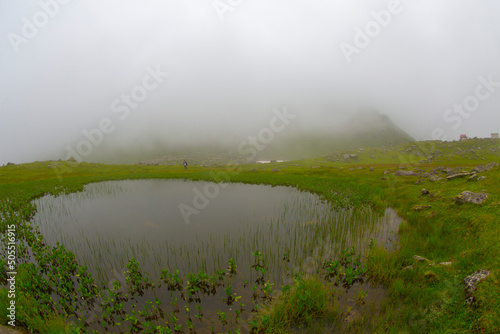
1,138,499,333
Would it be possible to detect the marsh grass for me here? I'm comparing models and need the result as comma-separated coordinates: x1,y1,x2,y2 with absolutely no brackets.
1,138,499,333
24,180,398,333
31,181,397,287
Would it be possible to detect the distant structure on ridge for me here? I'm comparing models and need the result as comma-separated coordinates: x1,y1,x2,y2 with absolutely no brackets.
492,133,499,139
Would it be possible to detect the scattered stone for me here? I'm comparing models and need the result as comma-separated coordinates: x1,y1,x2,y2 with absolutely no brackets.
415,180,424,185
413,255,431,262
471,162,498,173
384,169,392,175
464,269,491,305
349,168,354,171
357,167,363,170
403,265,414,271
6,162,15,166
455,191,489,204
369,167,374,171
398,166,407,169
344,154,350,159
468,174,478,181
311,166,321,169
395,170,418,176
412,205,431,211
429,175,443,182
381,177,387,180
271,169,280,172
477,176,487,181
421,189,430,196
350,154,358,159
446,173,473,180
421,173,432,178
429,262,452,267
251,169,258,172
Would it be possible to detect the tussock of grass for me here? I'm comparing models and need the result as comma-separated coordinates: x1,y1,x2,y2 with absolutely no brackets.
250,276,334,333
0,289,77,334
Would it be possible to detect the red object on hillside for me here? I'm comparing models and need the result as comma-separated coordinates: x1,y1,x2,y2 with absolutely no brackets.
460,134,467,141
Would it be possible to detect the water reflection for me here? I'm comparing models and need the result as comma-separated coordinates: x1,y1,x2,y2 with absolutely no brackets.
33,179,399,286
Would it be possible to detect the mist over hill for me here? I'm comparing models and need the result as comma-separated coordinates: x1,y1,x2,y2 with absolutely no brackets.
71,110,413,164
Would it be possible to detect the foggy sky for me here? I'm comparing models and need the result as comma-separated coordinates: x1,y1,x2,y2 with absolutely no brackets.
1,0,500,164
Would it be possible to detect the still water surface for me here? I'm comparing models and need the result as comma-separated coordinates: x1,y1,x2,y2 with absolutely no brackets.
33,179,399,286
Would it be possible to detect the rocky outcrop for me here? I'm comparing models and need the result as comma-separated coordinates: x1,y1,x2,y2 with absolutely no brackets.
471,162,498,173
455,191,489,204
446,173,473,180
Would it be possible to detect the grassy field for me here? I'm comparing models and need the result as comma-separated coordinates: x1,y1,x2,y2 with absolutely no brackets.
0,138,499,333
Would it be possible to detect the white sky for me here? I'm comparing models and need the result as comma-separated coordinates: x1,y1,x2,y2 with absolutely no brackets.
1,0,500,164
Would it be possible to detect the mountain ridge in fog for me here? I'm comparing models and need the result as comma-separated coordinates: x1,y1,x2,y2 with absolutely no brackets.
72,110,414,164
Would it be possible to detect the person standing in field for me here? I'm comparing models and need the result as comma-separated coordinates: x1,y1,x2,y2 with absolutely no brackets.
183,160,188,170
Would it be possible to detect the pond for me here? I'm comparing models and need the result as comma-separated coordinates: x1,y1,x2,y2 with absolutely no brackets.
32,179,401,332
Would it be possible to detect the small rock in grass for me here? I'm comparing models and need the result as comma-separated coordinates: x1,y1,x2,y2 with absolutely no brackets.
413,255,431,262
455,191,488,204
412,205,431,211
464,269,491,305
429,262,452,267
468,174,478,181
421,189,430,196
